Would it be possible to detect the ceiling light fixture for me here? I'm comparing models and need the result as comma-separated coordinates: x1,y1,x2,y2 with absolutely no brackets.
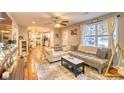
32,21,36,24
54,23,61,28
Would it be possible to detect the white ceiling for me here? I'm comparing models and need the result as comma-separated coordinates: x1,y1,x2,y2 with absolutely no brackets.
11,12,110,28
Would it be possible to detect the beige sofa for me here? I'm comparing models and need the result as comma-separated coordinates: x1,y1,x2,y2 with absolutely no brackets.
45,44,112,74
44,47,69,63
69,45,112,74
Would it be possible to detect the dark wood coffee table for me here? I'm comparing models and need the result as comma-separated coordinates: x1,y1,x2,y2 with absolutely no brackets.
61,55,85,77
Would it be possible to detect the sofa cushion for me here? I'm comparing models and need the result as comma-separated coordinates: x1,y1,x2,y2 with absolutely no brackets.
78,44,97,54
96,48,108,59
81,54,108,65
53,51,67,57
69,51,108,65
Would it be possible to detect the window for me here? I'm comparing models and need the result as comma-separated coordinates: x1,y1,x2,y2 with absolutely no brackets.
97,22,109,48
97,36,109,48
83,24,96,47
83,21,109,48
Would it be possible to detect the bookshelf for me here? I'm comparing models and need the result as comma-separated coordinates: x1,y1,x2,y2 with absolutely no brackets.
19,40,28,56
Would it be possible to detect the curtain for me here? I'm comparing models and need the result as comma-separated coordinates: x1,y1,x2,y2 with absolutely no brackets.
105,17,117,52
80,24,86,45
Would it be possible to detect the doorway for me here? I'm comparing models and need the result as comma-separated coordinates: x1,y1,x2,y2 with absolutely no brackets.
42,32,50,47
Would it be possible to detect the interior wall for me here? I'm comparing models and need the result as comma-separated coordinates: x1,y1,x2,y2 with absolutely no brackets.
54,29,62,47
18,25,28,41
61,30,69,46
118,13,124,44
6,12,19,55
50,30,54,47
61,24,81,46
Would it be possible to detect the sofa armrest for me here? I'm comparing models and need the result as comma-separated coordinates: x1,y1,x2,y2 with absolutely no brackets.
45,49,53,56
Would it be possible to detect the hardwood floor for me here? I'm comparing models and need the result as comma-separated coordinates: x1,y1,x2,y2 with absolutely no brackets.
10,58,25,80
10,46,46,80
24,46,45,80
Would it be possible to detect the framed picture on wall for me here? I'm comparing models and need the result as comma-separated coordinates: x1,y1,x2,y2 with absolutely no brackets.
71,29,77,35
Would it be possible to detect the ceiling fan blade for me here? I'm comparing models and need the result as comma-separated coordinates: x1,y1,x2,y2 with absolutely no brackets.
60,23,67,26
62,21,69,23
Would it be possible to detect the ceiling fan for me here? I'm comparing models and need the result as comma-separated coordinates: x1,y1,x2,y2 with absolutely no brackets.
52,16,69,28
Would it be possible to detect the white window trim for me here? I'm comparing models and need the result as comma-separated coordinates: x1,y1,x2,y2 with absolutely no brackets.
83,21,109,48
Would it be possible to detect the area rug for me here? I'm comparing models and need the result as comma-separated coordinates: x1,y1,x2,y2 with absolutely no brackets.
35,62,91,80
35,61,123,80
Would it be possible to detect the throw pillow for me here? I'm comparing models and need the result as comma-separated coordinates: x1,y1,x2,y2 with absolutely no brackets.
105,48,112,59
96,48,108,59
